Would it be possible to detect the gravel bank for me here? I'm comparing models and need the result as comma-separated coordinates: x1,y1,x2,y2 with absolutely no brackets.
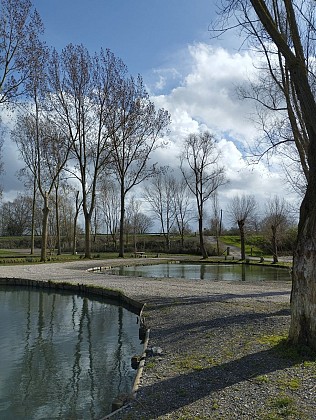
1,258,315,419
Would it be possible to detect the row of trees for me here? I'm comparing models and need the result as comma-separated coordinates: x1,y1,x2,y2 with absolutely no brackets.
12,44,170,261
0,184,295,261
9,125,228,259
0,0,171,260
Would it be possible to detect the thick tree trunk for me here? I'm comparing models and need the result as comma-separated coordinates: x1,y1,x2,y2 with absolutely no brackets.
238,220,246,260
40,193,49,262
289,170,316,350
287,67,316,351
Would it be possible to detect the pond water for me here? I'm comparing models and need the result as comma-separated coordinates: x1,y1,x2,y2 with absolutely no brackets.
0,287,143,420
108,263,291,282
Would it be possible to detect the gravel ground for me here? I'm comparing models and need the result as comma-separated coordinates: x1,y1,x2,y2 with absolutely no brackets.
1,258,315,420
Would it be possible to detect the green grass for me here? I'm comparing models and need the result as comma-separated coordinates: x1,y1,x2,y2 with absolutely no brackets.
258,334,316,363
172,352,217,372
220,235,265,257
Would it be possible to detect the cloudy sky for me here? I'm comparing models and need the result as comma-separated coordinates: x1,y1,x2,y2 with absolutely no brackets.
2,0,300,227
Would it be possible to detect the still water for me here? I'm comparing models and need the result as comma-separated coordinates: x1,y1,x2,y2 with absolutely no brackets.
108,263,291,282
0,287,143,420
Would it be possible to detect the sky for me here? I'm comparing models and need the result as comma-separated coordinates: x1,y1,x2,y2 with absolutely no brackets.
1,0,300,228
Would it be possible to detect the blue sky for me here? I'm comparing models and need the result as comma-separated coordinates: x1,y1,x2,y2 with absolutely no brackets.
32,0,217,80
2,1,299,225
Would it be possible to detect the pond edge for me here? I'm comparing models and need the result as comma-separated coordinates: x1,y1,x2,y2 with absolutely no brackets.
0,276,150,419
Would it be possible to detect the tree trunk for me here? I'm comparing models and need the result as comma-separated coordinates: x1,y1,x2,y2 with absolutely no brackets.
72,191,80,255
198,216,208,259
40,192,49,262
118,186,125,258
164,232,171,252
55,187,61,255
287,61,316,350
238,220,246,260
30,179,36,255
289,164,316,350
72,214,78,256
84,212,92,259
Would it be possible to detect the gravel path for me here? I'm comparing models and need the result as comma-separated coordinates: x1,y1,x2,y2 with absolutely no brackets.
1,258,315,419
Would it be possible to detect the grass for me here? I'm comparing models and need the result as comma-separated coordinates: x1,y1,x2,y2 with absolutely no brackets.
266,394,299,418
172,352,218,373
258,334,316,362
220,235,265,257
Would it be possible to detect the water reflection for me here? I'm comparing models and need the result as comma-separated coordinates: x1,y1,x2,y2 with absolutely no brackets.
108,263,291,282
0,287,143,419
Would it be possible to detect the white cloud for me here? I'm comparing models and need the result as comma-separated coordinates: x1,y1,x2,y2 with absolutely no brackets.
152,43,259,144
151,42,300,224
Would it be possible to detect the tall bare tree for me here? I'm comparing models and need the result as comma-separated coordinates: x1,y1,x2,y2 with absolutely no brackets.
0,0,44,221
47,46,122,258
108,74,170,257
228,194,257,260
13,114,71,261
214,0,316,349
180,131,226,258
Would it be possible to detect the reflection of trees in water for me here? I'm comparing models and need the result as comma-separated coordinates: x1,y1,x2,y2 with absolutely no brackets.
0,289,141,419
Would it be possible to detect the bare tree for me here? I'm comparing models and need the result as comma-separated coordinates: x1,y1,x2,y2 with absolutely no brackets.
0,193,32,236
228,194,257,260
180,131,226,258
214,0,316,349
143,172,177,251
0,0,43,104
262,196,292,263
125,196,141,252
47,46,124,258
108,74,170,257
210,193,223,256
16,167,38,254
136,212,153,234
3,1,44,249
12,113,71,261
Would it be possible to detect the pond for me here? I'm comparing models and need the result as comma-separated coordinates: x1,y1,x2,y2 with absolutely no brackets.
0,287,143,420
107,263,291,282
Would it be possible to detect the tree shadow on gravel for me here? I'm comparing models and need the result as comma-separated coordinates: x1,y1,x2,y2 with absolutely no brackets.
137,346,295,419
150,308,291,342
146,290,290,309
143,291,290,341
